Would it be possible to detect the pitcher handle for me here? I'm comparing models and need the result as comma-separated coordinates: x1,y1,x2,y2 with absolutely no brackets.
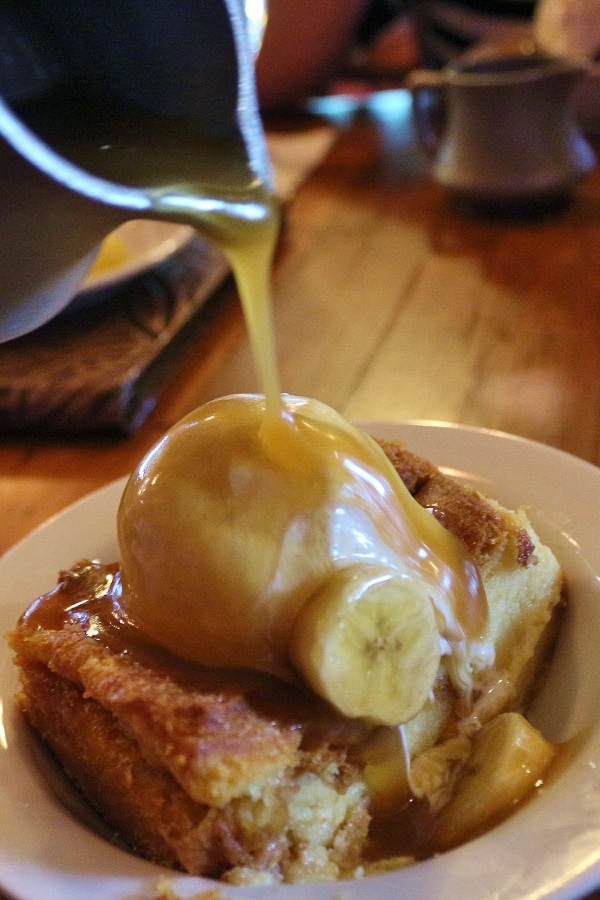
407,69,447,158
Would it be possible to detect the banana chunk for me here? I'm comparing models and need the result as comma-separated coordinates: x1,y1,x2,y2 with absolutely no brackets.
288,564,442,726
410,734,472,814
354,726,412,816
432,711,555,850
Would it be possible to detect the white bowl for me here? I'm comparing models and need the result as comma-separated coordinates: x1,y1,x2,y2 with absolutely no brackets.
1,420,600,899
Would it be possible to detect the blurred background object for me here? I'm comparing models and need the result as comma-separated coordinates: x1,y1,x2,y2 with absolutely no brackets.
254,0,371,108
253,1,539,101
408,47,594,206
534,0,600,131
412,0,536,66
534,0,600,58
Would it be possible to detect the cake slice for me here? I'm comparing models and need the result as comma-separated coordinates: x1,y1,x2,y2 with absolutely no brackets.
7,439,564,885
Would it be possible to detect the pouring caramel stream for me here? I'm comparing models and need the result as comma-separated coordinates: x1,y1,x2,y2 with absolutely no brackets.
16,83,488,718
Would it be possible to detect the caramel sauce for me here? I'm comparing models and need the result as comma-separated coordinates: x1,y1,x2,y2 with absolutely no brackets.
116,392,488,693
21,560,557,865
16,88,487,667
10,87,491,695
14,79,491,719
19,560,370,747
15,79,496,864
366,797,436,861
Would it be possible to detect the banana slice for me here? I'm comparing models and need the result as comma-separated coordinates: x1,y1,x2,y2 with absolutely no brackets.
353,726,412,815
288,564,442,726
410,734,472,814
432,711,556,850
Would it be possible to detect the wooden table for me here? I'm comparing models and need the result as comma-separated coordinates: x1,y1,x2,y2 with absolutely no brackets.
2,91,600,557
2,89,600,898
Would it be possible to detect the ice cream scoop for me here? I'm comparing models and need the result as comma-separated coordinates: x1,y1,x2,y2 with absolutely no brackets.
117,393,487,724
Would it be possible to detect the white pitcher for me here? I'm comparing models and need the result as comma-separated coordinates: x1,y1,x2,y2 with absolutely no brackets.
409,46,595,207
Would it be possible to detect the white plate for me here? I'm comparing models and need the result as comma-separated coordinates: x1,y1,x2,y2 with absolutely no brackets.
2,420,600,900
78,220,196,297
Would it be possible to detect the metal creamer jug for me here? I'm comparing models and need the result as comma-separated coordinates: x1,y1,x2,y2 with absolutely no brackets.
0,0,271,340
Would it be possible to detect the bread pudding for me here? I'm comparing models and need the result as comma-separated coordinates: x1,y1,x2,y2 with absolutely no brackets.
8,420,564,886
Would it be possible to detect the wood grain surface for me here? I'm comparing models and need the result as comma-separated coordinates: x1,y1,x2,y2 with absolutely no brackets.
1,94,599,556
1,89,600,898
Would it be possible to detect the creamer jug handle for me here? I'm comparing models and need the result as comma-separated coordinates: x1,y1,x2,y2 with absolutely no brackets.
407,69,448,158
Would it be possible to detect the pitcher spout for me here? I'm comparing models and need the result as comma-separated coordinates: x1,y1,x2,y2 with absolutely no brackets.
0,0,271,340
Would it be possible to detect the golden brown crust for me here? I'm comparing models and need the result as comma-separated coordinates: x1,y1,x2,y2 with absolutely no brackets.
11,626,370,879
10,611,371,808
376,440,535,574
7,437,563,882
16,661,219,874
9,555,372,881
17,659,368,878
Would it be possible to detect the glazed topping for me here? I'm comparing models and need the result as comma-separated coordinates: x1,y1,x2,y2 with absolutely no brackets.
28,79,489,726
117,393,489,725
